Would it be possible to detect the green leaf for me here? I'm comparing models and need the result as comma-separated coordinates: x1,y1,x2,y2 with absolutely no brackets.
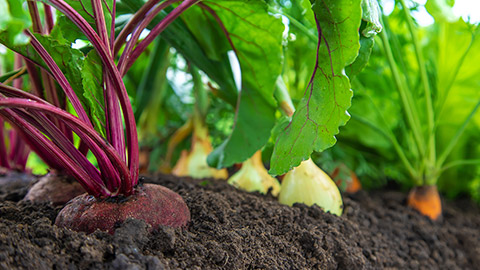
425,0,458,22
202,0,284,168
82,50,106,137
208,85,276,168
30,34,89,111
181,6,230,61
201,0,283,107
0,0,32,45
118,0,238,105
270,115,291,143
275,0,318,101
270,0,362,175
436,20,480,127
0,32,86,101
347,0,382,77
53,15,87,43
0,32,106,133
44,0,114,43
346,31,375,77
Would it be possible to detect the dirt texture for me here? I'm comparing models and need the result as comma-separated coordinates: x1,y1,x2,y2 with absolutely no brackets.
0,173,479,269
0,170,36,202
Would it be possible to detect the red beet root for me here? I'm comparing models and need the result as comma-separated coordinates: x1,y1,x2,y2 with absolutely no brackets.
24,173,85,205
55,184,190,234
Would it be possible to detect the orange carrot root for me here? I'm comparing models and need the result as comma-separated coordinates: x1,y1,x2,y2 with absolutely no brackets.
331,164,362,194
345,172,362,194
407,185,442,220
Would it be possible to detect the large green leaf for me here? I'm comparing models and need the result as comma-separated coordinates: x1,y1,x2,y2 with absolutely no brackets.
208,84,276,168
270,0,362,175
0,0,31,45
202,0,284,168
201,0,283,107
181,6,230,62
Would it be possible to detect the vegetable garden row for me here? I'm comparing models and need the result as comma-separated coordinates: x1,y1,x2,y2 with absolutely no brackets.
1,0,479,268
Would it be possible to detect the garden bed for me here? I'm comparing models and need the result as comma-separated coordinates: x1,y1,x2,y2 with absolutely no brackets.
1,173,479,269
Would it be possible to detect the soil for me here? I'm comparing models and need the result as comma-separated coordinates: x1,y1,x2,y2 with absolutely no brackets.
0,173,479,269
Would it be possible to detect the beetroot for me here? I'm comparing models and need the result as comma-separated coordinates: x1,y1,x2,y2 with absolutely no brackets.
24,173,85,205
55,184,190,234
0,0,196,236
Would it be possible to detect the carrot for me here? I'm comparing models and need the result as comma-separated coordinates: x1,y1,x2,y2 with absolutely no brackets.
331,164,362,194
407,185,442,220
345,173,362,194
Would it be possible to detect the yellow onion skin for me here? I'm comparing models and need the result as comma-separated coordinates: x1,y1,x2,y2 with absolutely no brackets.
172,125,227,179
278,158,343,216
228,151,281,196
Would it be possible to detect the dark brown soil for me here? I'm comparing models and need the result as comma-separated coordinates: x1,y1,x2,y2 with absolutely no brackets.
1,173,479,269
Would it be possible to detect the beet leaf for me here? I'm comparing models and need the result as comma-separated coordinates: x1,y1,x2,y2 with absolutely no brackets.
192,0,284,168
269,0,362,175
